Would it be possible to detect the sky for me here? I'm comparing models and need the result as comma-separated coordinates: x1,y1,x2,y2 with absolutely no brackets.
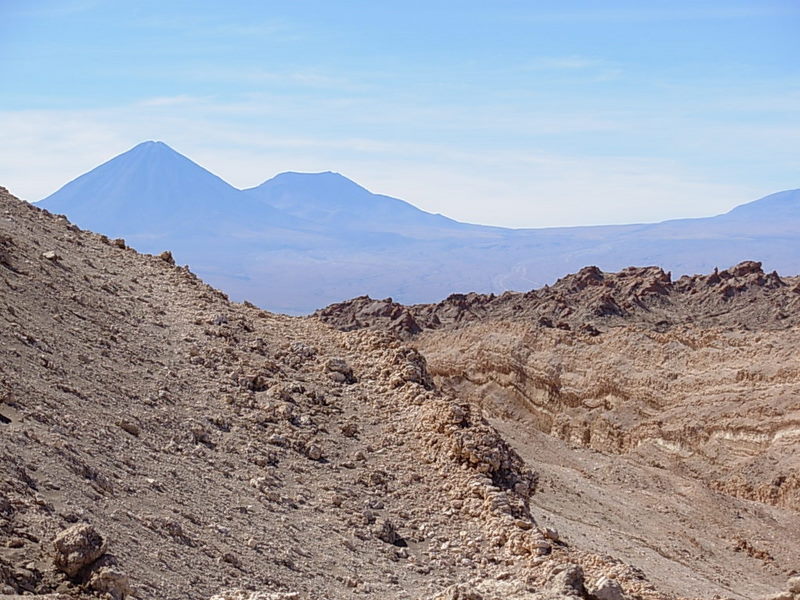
0,0,798,228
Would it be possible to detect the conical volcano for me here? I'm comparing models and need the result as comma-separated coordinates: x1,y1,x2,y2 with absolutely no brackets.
39,141,297,241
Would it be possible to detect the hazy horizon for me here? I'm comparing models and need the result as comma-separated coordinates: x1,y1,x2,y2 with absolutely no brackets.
37,139,800,314
2,1,798,228
36,139,799,231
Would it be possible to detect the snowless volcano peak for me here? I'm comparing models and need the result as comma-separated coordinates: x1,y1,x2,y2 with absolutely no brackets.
246,170,375,207
37,141,294,239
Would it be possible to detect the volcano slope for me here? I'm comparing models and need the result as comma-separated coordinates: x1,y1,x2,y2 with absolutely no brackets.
0,188,716,600
318,265,800,599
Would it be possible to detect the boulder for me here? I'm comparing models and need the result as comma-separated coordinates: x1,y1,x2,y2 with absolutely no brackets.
52,524,107,577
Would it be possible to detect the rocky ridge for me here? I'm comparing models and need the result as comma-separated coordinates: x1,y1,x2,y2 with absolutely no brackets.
318,261,800,598
0,187,696,599
316,263,800,337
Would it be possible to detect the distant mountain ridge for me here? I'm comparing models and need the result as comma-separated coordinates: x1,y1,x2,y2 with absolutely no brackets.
243,171,468,237
37,141,800,314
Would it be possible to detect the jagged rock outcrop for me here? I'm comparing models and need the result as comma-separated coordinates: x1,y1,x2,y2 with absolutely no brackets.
316,296,424,336
318,262,800,335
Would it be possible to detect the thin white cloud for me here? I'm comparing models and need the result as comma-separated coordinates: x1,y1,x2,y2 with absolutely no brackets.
8,0,100,18
523,56,608,70
170,91,624,136
138,95,202,107
206,21,296,37
176,67,365,92
510,4,800,24
129,13,303,42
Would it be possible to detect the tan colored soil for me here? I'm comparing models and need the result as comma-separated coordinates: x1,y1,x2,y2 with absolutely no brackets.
1,186,797,600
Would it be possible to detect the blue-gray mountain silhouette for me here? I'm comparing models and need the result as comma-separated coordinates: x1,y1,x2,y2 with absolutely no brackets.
245,171,460,232
38,142,800,314
39,141,304,237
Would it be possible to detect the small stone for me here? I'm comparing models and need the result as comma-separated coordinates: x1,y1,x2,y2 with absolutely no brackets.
437,584,483,600
275,403,294,420
146,478,164,492
191,424,212,446
532,538,552,555
325,357,355,383
450,405,466,424
375,519,401,545
268,433,288,446
543,526,560,541
593,576,625,600
307,444,323,461
88,566,132,600
788,577,800,594
221,552,241,568
158,250,175,265
210,592,300,600
341,422,359,438
117,419,140,437
42,250,61,261
550,563,586,595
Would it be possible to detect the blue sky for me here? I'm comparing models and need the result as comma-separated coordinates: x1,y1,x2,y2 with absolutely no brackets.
1,0,798,227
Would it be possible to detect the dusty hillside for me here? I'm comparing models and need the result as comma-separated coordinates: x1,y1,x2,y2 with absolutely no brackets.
0,187,704,600
319,265,800,599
